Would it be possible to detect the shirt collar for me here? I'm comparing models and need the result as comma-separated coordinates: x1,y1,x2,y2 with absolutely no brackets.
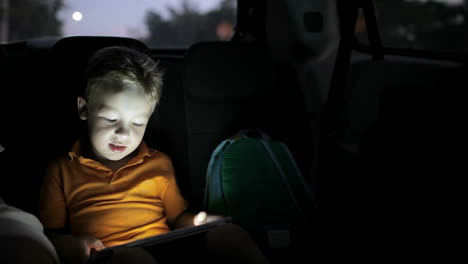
68,139,156,167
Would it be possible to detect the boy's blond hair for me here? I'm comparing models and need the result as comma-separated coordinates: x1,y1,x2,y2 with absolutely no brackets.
84,46,163,105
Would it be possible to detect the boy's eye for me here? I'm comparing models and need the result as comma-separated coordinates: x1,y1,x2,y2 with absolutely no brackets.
133,123,144,127
104,118,117,123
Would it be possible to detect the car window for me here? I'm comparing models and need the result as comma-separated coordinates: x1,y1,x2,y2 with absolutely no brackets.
355,0,467,53
0,0,236,48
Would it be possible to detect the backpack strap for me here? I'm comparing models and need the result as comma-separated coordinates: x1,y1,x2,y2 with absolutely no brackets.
258,138,306,216
277,142,319,209
203,137,238,211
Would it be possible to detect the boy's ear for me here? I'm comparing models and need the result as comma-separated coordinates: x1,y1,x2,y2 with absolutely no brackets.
77,97,88,120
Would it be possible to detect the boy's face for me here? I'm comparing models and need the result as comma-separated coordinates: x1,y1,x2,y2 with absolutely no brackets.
78,86,155,162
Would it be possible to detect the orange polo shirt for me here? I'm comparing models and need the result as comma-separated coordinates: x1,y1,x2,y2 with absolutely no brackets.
38,140,188,247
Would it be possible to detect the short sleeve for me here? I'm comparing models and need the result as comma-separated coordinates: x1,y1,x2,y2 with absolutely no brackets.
160,167,188,221
38,160,67,230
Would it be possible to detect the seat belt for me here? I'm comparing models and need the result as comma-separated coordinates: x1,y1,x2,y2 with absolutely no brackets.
362,0,384,61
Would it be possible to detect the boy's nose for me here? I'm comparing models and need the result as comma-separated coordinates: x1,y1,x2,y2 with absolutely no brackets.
115,126,130,138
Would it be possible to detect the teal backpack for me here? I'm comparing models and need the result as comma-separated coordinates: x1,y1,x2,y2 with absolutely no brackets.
203,129,318,248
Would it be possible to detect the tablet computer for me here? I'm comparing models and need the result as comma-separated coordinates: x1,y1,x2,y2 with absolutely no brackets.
88,217,232,263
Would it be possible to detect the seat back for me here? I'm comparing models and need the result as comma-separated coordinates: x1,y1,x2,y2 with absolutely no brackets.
182,41,314,209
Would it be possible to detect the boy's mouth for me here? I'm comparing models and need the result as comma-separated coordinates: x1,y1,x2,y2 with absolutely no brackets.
109,143,127,153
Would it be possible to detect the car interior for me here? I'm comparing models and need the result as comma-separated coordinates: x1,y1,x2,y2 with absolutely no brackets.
0,0,465,262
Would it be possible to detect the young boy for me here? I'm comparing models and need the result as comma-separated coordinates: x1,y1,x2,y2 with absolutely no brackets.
38,46,268,264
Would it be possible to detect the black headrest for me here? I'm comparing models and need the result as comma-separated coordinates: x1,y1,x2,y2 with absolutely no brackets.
52,36,148,56
51,36,149,97
183,41,273,99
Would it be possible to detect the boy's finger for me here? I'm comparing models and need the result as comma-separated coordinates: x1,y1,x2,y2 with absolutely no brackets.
194,211,207,225
92,239,106,251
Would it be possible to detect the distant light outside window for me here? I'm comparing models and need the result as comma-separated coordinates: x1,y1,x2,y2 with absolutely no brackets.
0,0,237,48
355,0,467,53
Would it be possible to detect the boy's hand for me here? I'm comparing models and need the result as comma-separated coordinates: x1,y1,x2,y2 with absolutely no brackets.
193,211,223,226
49,233,106,264
77,235,106,256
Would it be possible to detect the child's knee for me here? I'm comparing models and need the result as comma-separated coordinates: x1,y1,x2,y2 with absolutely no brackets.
205,223,269,264
205,223,252,247
105,247,157,264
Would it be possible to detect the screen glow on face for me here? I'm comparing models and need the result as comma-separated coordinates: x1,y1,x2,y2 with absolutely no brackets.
85,87,154,162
